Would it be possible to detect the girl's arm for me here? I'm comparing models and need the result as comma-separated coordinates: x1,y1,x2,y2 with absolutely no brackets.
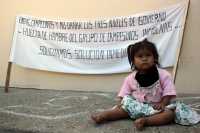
153,95,172,110
153,69,177,110
160,95,172,105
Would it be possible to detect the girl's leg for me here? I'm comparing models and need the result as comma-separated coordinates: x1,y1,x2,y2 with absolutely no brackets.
135,110,174,130
91,107,129,123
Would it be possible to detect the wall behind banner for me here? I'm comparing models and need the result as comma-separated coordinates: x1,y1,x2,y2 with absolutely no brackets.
0,0,199,94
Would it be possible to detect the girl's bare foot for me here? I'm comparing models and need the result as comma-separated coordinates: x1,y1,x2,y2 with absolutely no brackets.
135,118,145,130
91,115,102,124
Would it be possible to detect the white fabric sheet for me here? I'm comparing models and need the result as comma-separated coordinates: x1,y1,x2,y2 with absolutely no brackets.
9,3,186,74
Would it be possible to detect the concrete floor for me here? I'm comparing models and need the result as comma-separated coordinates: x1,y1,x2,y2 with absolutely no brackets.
0,87,200,133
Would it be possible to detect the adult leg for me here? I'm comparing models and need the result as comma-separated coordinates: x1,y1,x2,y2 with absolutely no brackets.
135,110,174,130
91,107,129,123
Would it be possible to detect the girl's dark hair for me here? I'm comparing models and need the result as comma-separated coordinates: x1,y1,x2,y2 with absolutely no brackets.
127,38,161,71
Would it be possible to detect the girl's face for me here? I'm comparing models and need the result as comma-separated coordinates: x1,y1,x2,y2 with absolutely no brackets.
134,48,155,74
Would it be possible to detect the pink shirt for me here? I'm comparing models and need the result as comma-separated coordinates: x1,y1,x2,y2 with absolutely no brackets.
118,68,177,103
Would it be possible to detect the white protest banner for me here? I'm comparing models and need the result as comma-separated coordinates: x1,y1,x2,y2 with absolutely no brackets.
9,3,186,74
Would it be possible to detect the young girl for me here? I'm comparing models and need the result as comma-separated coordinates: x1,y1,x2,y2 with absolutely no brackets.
91,39,200,130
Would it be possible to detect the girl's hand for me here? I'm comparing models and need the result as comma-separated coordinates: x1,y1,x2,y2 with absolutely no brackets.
117,102,122,108
117,97,123,108
153,96,172,110
153,102,166,110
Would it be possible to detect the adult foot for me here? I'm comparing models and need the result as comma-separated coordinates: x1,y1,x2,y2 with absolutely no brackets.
91,115,102,124
135,118,145,130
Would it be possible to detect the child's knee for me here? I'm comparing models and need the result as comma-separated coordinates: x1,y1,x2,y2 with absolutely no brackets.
119,108,129,117
164,110,174,119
